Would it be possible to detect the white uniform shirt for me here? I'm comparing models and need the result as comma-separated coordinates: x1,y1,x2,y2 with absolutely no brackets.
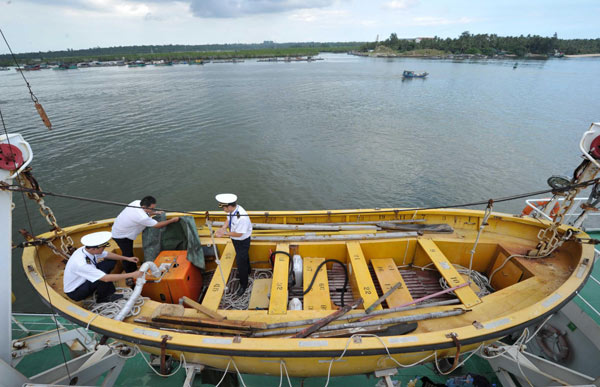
228,205,252,240
63,247,109,293
111,200,158,240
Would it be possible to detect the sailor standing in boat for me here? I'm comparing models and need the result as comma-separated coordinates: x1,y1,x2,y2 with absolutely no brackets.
215,193,253,296
111,196,180,273
63,231,144,303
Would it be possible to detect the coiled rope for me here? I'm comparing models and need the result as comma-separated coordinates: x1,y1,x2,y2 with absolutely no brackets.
219,269,272,310
81,287,146,319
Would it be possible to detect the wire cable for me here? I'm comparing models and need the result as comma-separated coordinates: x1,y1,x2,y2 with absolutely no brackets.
4,180,599,219
0,27,40,103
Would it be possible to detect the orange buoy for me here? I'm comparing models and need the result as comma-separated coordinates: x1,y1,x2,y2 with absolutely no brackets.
521,200,560,219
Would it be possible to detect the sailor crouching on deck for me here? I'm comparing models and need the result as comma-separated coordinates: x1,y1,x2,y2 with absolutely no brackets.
215,193,253,297
63,231,144,303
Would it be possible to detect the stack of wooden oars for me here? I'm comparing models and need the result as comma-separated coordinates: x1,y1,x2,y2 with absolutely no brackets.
134,296,266,336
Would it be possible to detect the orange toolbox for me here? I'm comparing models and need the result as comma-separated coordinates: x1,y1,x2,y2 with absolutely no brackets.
141,250,203,304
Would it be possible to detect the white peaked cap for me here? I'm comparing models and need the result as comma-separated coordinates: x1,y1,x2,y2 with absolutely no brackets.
215,193,238,204
81,231,112,247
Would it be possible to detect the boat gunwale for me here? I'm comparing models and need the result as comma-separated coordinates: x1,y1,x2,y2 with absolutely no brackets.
35,265,591,358
21,208,595,357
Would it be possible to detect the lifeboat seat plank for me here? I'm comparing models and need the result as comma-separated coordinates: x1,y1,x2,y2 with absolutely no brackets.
201,242,236,311
371,258,413,307
269,243,290,314
303,257,332,310
346,241,382,311
417,238,482,308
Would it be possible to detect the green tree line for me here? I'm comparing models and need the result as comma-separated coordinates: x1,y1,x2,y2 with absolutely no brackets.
364,32,600,56
0,42,361,65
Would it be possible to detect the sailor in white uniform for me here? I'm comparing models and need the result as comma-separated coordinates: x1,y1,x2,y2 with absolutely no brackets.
63,231,144,303
215,193,253,296
111,196,180,272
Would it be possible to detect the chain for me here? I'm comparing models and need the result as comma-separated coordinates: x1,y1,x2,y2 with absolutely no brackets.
16,229,70,260
532,160,599,256
17,168,75,256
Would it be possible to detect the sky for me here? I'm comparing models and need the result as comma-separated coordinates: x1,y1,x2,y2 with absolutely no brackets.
0,0,598,53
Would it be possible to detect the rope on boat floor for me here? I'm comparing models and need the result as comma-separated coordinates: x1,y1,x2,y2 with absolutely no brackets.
219,269,272,310
438,265,492,297
413,263,492,297
82,287,146,319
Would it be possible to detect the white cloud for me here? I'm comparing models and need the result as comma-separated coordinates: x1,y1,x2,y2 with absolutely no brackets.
56,0,190,21
10,0,337,19
189,0,335,18
382,0,417,10
288,8,349,23
114,2,151,17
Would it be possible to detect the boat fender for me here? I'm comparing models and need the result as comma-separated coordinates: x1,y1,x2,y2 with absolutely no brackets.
288,297,302,310
292,254,303,290
521,200,559,219
535,323,570,363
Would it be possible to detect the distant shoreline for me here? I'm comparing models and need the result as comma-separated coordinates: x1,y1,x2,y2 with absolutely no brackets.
564,53,600,58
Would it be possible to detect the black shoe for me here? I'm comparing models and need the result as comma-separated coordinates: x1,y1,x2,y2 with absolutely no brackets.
97,293,124,303
236,287,246,297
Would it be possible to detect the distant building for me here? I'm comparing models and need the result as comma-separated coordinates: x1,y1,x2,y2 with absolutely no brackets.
414,37,434,43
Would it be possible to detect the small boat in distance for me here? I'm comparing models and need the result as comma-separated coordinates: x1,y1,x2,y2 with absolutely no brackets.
16,64,41,71
53,64,78,70
513,62,518,69
128,61,147,68
153,60,173,66
0,66,9,71
402,70,428,78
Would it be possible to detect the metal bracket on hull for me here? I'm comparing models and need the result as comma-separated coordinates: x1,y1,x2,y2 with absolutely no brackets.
374,368,398,387
183,363,205,387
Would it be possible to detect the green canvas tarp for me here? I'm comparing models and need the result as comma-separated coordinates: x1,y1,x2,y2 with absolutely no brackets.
142,214,205,270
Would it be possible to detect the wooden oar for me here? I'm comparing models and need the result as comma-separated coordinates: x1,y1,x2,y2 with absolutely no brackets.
151,315,267,330
292,298,363,338
182,296,226,321
365,282,403,314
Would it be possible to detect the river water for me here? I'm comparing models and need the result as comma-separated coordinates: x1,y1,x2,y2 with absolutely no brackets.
2,53,600,312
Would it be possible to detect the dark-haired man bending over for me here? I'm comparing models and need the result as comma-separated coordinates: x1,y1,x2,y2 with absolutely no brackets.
111,196,180,273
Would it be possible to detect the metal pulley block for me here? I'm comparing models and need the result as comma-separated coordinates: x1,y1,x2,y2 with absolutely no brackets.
0,143,24,170
547,175,571,193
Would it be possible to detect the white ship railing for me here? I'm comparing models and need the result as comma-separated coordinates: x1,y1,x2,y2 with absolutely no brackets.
523,197,600,222
576,269,600,321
